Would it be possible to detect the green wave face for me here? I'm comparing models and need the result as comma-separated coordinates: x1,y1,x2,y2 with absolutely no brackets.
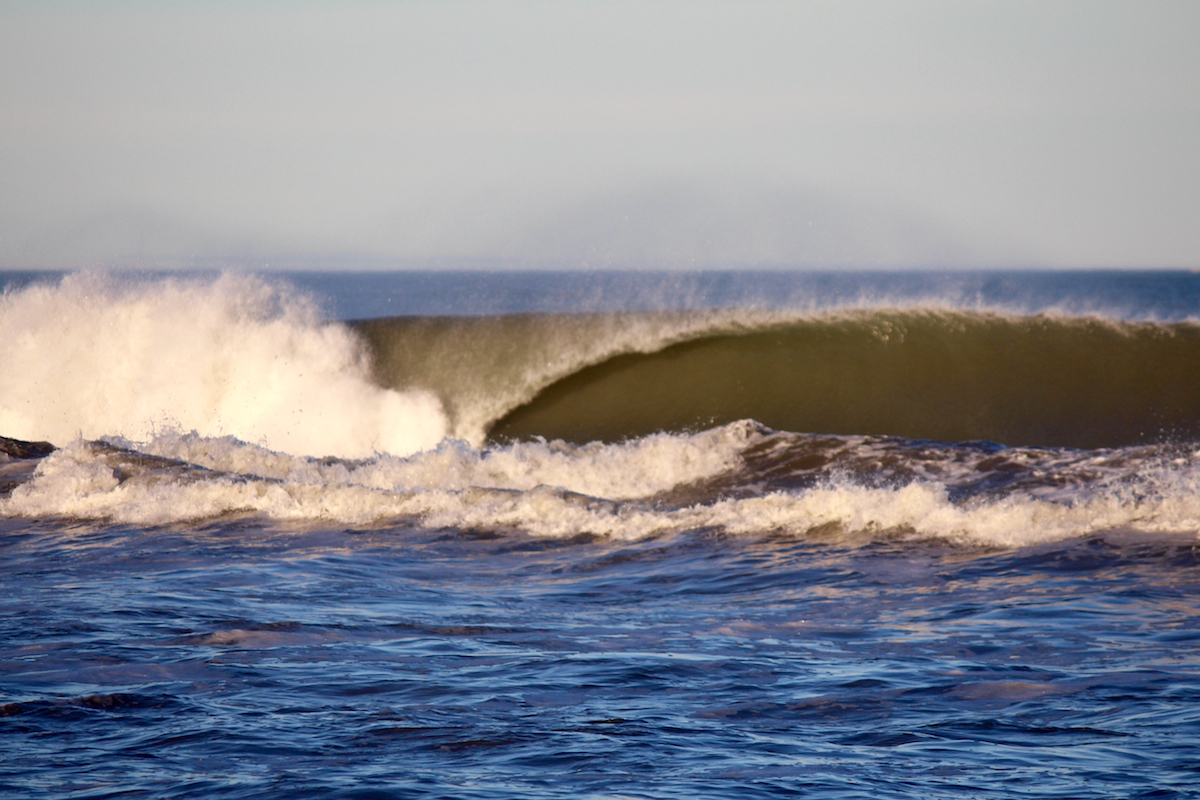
358,310,1200,450
488,313,1200,448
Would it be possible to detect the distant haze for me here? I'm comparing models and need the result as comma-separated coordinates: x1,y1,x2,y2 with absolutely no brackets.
2,1,1198,269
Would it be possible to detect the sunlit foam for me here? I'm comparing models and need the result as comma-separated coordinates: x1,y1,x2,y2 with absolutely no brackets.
0,273,447,458
5,423,1200,548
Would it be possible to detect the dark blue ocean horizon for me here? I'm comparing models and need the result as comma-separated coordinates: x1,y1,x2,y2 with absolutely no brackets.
7,267,1200,320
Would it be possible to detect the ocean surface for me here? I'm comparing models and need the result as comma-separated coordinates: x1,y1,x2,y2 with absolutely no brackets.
2,269,1199,799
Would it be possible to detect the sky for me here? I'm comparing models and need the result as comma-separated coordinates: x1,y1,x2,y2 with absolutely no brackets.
1,0,1198,270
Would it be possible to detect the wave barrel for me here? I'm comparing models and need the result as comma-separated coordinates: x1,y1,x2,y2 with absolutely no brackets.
486,312,1200,449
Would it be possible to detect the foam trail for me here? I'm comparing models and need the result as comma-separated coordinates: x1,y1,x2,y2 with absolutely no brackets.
0,273,447,458
0,423,758,527
5,423,1200,549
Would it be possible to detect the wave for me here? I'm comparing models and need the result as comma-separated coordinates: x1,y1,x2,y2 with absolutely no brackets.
358,309,1200,450
4,272,1200,547
6,272,1200,453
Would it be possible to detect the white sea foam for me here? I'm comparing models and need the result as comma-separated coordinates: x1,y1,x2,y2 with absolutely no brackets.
121,420,757,498
5,423,1200,548
0,423,756,527
0,273,447,458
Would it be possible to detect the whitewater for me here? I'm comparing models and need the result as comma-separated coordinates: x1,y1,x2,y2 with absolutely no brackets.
2,269,1199,799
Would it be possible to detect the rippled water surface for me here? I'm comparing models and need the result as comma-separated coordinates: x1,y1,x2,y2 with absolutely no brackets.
4,519,1199,799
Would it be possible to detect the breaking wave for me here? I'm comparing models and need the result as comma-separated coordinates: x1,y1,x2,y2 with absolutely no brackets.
0,273,446,458
3,271,1200,547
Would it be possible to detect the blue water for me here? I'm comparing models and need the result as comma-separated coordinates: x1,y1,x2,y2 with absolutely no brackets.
3,270,1200,799
4,521,1199,799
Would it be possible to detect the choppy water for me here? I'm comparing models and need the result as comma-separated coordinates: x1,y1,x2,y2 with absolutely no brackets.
4,519,1199,799
3,269,1200,798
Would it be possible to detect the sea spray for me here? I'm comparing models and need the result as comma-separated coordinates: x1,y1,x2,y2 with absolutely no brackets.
0,273,447,458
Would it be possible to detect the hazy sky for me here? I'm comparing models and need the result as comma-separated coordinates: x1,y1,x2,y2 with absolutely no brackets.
2,1,1198,269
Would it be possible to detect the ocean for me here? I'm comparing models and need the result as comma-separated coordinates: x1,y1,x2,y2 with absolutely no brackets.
2,269,1199,799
